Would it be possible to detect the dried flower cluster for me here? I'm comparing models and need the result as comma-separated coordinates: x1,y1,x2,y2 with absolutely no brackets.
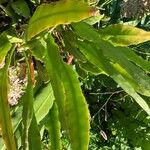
8,64,27,106
121,0,150,18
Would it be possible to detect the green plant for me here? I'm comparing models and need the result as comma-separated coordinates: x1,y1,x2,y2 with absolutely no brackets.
0,0,150,149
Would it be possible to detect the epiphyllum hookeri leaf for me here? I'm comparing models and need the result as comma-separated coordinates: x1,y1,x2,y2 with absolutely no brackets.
76,40,150,115
73,22,150,97
44,34,90,150
34,83,54,123
28,115,42,150
45,102,61,150
27,0,98,40
0,46,16,150
22,56,35,149
99,24,150,46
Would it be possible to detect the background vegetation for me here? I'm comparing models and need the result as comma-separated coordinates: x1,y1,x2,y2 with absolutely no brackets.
0,0,150,150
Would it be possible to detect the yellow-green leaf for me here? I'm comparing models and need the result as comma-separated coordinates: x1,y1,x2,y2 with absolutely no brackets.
27,0,96,40
34,83,54,123
44,34,90,150
22,55,34,150
45,102,61,150
28,115,42,150
76,40,150,115
99,24,150,46
0,35,12,64
0,46,16,150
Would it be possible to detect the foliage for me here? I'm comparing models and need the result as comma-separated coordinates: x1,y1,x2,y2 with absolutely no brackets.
81,74,150,150
0,0,150,150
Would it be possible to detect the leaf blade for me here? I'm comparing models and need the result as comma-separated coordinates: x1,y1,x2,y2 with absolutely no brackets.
99,24,150,46
0,46,16,150
27,0,96,40
0,35,12,64
45,102,61,150
44,34,90,150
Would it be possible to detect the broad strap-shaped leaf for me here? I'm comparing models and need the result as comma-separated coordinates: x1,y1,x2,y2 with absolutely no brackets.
22,76,34,149
60,28,104,75
61,29,87,62
27,0,97,40
0,46,16,150
28,114,42,150
117,46,150,73
0,35,12,64
79,61,104,75
76,40,150,115
44,37,67,129
99,42,150,96
45,102,61,150
61,62,90,150
73,22,150,96
22,56,34,150
0,83,54,149
72,22,101,43
44,34,90,150
99,24,150,46
34,83,54,123
112,73,150,116
77,37,145,92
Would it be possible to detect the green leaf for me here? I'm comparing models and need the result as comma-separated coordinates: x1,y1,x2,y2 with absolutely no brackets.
1,28,23,43
28,114,42,150
99,24,150,46
45,102,61,150
44,34,90,150
0,139,4,150
36,62,50,82
100,42,150,96
34,83,54,123
0,46,16,150
27,0,96,40
44,37,67,129
83,14,104,25
30,38,46,61
79,61,104,75
73,22,150,96
112,74,150,116
11,0,30,18
0,83,54,149
117,47,150,73
75,62,88,79
61,63,90,150
61,29,87,62
72,22,101,43
0,35,12,64
76,40,150,115
6,35,23,43
22,56,34,150
22,78,34,149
